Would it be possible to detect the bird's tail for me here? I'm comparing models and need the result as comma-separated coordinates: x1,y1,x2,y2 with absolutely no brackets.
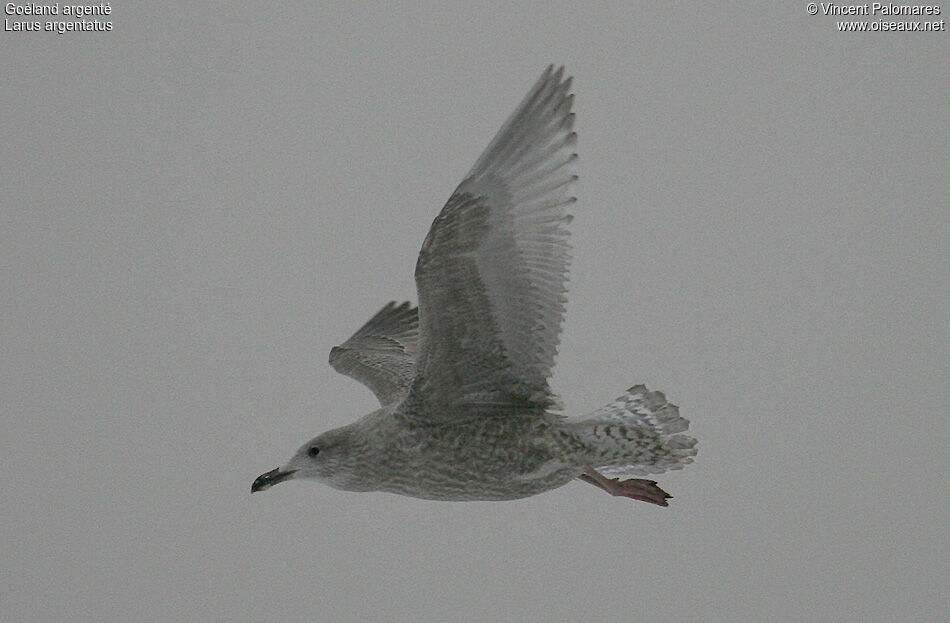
568,385,697,477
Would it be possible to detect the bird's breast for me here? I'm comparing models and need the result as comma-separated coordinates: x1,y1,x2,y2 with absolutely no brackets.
362,416,578,500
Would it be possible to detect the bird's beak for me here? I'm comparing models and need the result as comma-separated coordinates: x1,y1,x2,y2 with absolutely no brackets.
251,467,297,493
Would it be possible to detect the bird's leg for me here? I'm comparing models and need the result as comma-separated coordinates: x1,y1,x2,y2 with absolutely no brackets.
579,467,672,506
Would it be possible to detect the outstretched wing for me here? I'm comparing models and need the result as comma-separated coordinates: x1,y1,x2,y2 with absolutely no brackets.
410,66,576,415
329,301,419,407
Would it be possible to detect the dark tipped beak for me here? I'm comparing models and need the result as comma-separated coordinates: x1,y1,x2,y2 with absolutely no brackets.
251,467,297,493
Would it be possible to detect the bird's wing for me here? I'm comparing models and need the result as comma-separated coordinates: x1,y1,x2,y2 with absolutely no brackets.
409,66,576,416
329,301,419,407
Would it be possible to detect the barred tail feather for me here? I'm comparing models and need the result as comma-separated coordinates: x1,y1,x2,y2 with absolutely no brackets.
570,384,697,477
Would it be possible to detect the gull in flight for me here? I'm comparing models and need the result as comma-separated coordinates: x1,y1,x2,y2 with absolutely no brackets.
253,66,697,506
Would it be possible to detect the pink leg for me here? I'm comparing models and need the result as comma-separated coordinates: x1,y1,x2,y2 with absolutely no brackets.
579,467,672,506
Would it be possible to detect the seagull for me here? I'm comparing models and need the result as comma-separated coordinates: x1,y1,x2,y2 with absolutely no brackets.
252,66,696,506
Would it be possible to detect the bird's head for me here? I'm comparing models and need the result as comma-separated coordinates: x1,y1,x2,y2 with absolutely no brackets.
252,424,364,493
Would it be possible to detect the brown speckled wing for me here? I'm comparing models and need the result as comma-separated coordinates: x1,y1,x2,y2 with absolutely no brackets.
411,66,577,416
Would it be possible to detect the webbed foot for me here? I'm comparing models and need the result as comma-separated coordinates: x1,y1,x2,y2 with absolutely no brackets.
579,468,672,506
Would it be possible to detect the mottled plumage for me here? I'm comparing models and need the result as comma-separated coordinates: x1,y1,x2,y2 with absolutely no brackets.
253,66,697,506
328,301,418,407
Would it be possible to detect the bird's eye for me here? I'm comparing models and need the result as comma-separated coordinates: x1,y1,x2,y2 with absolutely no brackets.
308,446,320,457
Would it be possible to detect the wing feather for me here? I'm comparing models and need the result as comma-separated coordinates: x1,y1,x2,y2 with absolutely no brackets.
410,66,576,415
329,301,418,406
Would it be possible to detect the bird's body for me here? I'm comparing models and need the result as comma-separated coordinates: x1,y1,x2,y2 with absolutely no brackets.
253,67,697,506
325,409,577,501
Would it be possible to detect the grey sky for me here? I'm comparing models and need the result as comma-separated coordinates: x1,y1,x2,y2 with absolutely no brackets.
2,3,946,622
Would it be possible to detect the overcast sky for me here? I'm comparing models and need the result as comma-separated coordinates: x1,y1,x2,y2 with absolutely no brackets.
2,3,946,622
